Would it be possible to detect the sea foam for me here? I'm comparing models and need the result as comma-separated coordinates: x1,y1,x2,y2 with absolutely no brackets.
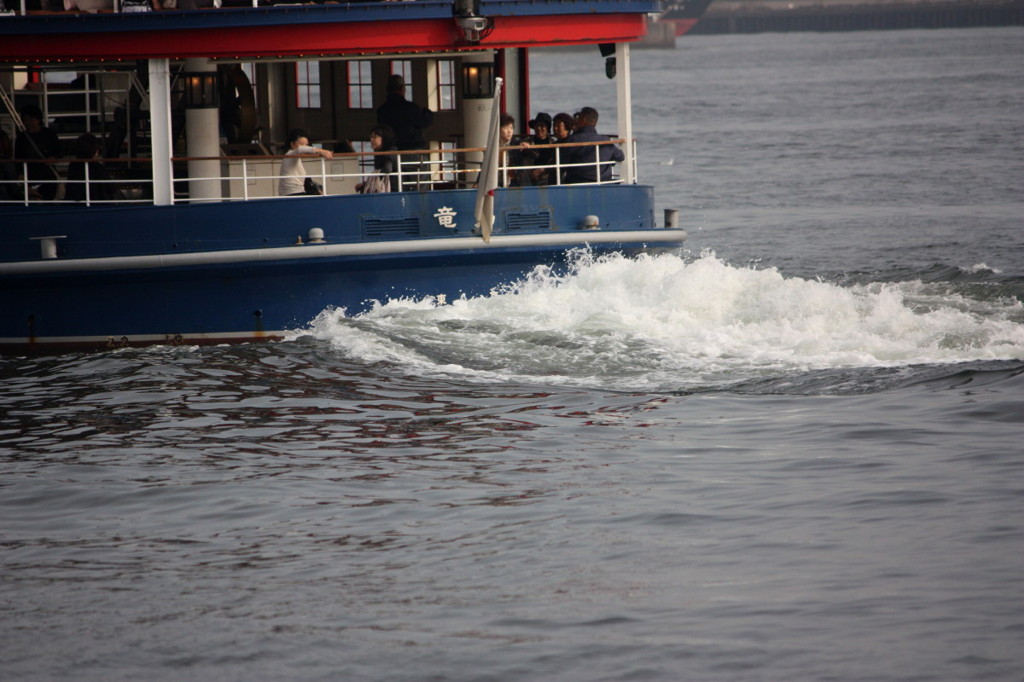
297,251,1024,389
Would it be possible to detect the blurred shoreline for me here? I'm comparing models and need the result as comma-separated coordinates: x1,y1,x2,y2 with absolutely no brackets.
688,0,1024,34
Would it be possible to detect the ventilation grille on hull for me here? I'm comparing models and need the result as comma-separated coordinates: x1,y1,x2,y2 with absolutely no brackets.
362,217,421,240
505,211,552,231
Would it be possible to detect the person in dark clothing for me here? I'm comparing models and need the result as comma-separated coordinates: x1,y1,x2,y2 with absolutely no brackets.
520,112,557,186
561,106,624,184
66,133,113,204
15,104,63,200
0,129,19,201
376,74,433,189
376,74,433,152
498,113,528,187
356,124,399,193
549,112,576,184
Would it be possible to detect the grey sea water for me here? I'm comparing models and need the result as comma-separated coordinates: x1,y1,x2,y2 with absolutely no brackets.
2,27,1024,682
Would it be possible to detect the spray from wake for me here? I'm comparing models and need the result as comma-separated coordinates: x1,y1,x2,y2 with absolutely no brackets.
295,251,1024,391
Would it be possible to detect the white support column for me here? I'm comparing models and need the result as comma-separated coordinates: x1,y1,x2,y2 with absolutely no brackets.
185,58,222,202
615,42,635,184
148,59,174,206
462,51,497,170
500,48,523,127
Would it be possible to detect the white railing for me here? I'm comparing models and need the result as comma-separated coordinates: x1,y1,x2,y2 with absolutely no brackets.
0,139,635,207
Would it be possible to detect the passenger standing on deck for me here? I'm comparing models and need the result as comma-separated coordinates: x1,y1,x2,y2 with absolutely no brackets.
561,106,624,184
498,114,527,187
550,112,575,184
0,129,18,201
356,124,398,194
66,133,113,204
376,75,434,152
377,75,433,189
15,104,63,201
278,129,334,196
520,112,556,186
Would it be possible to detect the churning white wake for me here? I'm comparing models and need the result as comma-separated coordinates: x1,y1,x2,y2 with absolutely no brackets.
296,251,1024,390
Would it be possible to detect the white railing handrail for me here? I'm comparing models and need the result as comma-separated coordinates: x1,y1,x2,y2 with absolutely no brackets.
0,138,636,206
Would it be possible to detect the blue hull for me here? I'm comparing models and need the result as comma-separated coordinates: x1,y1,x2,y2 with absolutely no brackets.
1,186,685,354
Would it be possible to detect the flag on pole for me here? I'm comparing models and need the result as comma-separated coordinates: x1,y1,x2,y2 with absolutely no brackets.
474,76,503,244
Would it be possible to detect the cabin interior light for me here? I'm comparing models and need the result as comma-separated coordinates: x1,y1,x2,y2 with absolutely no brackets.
461,62,494,99
182,72,220,108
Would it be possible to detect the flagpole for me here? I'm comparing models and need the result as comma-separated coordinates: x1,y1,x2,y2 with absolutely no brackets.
474,76,504,244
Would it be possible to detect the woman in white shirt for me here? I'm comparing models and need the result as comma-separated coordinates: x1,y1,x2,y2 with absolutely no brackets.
278,129,333,196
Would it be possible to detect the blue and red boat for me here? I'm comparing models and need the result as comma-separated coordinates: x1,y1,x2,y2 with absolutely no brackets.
0,0,686,355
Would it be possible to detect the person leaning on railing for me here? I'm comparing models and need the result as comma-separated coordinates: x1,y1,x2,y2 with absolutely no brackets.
356,124,398,194
278,128,333,196
560,106,624,184
519,112,556,186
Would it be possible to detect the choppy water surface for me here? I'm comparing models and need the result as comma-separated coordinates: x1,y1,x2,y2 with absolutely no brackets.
3,27,1024,682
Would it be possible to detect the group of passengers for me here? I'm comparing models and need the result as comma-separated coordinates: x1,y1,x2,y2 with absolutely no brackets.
279,75,624,197
498,106,624,187
0,104,114,203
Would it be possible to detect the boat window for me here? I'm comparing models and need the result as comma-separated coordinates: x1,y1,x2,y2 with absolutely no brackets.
347,61,373,109
389,59,412,85
436,59,456,111
295,62,321,109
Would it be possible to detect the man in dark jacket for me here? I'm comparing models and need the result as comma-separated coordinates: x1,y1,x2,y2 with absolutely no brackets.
376,75,434,151
562,106,624,184
376,74,434,189
15,104,63,200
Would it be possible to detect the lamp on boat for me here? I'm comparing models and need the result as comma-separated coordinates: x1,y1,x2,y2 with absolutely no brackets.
182,71,219,108
461,62,494,99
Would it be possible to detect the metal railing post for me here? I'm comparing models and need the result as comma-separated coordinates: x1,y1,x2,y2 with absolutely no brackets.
242,158,250,201
20,162,29,206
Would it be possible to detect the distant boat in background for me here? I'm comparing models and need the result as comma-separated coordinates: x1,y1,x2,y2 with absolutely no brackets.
688,0,1024,34
641,0,716,46
660,0,718,36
